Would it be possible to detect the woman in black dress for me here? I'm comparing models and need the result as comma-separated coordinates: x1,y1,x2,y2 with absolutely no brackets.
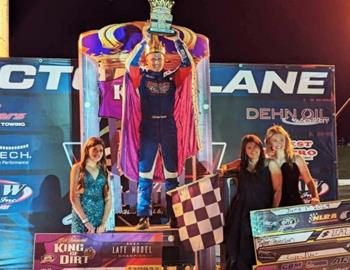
265,125,320,206
223,134,282,270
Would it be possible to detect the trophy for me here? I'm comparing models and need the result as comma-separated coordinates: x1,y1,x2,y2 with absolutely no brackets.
148,0,175,35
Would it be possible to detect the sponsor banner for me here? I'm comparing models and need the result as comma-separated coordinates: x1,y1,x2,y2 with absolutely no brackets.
250,200,350,237
0,58,75,268
254,225,350,250
33,233,163,270
255,237,350,264
0,57,74,200
253,254,350,270
0,58,76,93
211,63,337,201
210,64,333,97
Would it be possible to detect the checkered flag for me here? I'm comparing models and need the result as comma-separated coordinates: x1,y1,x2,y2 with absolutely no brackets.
169,174,224,252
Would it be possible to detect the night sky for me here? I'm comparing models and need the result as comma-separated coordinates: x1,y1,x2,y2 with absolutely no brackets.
9,0,350,142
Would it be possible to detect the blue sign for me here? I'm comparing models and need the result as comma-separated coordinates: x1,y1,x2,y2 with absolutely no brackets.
0,57,74,269
211,63,337,201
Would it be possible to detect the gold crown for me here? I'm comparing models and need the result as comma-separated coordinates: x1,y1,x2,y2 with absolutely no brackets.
148,0,175,10
145,35,166,55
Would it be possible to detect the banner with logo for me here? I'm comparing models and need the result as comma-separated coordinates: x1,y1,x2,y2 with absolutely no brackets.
250,200,350,237
33,233,163,269
253,255,350,270
210,63,337,201
0,60,338,268
0,57,76,268
250,200,350,266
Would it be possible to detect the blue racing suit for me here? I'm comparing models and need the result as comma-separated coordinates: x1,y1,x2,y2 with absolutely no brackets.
129,39,190,217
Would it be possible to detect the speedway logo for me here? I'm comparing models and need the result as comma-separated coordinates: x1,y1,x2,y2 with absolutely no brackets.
0,179,33,209
0,112,27,127
308,212,338,224
246,107,329,126
0,143,32,165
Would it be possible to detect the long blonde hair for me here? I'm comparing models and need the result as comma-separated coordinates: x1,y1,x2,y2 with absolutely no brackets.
265,125,294,165
77,137,109,197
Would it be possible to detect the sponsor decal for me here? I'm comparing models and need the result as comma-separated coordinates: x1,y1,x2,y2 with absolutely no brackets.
246,107,329,126
293,140,318,161
256,236,295,248
0,179,33,209
282,250,326,261
280,262,303,270
281,118,328,126
0,143,32,165
308,212,338,224
40,254,55,264
318,227,350,240
255,235,296,248
270,201,342,215
330,256,350,264
305,259,328,268
256,233,305,248
0,112,27,127
257,249,279,263
278,216,298,231
294,149,318,161
0,113,26,120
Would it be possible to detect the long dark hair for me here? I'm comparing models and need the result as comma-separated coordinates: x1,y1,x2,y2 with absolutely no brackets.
240,134,265,173
77,137,109,197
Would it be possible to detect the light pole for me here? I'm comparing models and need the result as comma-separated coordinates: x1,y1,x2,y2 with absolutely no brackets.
336,97,350,119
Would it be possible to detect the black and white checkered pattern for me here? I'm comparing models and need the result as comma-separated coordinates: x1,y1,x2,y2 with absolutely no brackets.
170,174,224,252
